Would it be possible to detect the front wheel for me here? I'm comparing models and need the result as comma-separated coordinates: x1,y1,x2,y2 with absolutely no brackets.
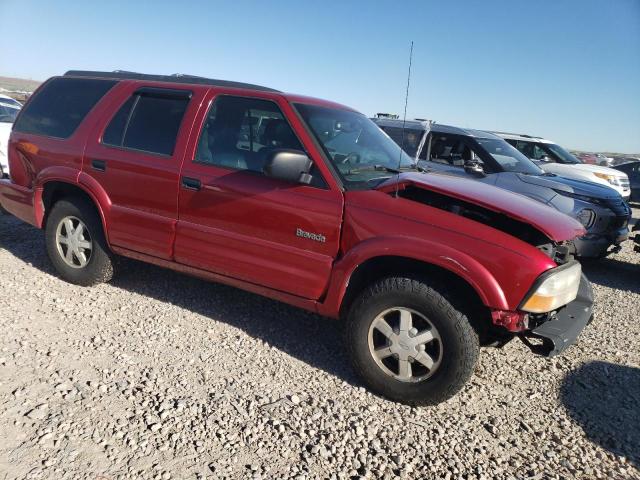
346,277,479,405
45,198,115,286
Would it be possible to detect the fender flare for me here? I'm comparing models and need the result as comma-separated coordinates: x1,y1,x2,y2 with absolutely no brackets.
36,168,112,243
318,235,509,317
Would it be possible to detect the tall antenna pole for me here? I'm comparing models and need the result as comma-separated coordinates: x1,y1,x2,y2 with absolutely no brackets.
396,41,414,196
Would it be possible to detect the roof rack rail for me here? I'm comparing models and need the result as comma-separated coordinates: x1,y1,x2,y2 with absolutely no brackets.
63,70,281,93
490,130,543,139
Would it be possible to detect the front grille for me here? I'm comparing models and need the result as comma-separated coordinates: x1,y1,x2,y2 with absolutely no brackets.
620,179,630,188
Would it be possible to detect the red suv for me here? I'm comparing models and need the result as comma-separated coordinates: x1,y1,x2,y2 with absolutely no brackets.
0,71,593,405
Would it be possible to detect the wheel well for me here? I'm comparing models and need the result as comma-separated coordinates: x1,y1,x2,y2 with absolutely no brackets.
339,256,501,344
42,181,101,228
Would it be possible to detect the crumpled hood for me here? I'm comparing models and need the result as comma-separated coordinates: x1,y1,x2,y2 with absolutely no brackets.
517,172,621,200
377,172,585,242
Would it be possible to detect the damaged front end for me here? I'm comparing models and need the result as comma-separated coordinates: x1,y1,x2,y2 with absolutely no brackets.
519,273,594,356
384,174,594,357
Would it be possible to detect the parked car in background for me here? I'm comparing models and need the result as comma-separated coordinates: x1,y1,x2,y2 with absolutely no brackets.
575,152,599,165
0,70,595,405
613,161,640,203
612,155,640,166
372,118,631,258
495,133,631,200
0,101,21,177
594,153,614,167
0,94,23,108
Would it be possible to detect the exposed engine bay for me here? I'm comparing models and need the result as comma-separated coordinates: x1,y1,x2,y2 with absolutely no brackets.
396,186,574,264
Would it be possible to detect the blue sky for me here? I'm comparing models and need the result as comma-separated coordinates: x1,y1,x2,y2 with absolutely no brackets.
1,0,639,152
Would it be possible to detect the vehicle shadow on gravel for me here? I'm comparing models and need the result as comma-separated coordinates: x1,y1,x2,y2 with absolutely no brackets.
560,361,639,468
0,214,358,386
582,258,640,294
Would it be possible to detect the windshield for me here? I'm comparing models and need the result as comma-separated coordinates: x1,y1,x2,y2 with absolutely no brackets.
0,105,19,123
474,138,543,175
544,143,581,164
295,103,416,187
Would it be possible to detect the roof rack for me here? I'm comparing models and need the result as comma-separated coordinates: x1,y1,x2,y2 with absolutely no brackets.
490,131,543,139
63,70,281,93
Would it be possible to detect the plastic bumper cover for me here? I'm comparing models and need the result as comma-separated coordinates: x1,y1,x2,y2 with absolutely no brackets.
521,273,593,357
0,179,39,226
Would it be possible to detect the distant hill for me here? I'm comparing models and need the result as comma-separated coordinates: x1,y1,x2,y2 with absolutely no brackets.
0,75,41,92
0,75,41,102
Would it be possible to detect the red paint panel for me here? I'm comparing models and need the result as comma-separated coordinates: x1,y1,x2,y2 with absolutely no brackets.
176,168,342,299
82,83,208,260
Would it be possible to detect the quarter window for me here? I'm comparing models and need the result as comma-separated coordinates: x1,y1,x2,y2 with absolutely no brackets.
102,90,190,156
13,77,116,138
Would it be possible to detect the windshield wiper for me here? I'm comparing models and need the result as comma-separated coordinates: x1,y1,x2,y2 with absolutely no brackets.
348,165,401,174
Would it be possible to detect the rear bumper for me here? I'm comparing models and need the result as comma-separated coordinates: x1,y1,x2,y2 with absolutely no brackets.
521,273,594,357
0,179,40,226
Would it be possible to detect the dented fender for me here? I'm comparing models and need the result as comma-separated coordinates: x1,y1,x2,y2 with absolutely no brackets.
318,235,510,318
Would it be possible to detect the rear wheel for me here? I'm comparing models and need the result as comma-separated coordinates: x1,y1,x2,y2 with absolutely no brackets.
346,276,479,405
45,198,114,286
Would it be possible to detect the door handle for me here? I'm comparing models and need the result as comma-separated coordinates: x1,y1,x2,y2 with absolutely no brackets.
91,159,106,172
181,176,201,191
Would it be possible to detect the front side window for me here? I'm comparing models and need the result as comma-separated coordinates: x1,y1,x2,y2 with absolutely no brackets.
102,90,190,156
424,134,472,167
295,103,415,188
195,96,303,173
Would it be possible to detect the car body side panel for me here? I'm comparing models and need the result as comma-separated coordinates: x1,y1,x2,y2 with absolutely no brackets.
82,82,208,260
175,89,344,300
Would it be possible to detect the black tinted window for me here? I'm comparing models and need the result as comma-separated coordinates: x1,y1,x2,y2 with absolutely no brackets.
379,126,423,157
102,92,189,156
102,96,135,146
14,78,116,138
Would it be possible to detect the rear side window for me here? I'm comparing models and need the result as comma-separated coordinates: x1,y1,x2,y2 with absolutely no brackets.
102,89,190,156
13,77,116,138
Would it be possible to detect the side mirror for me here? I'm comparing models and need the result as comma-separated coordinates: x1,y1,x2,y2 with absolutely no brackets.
263,149,313,184
464,159,486,177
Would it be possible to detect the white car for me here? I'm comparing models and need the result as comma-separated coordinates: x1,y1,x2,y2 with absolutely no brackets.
0,93,22,109
495,132,631,201
0,102,21,177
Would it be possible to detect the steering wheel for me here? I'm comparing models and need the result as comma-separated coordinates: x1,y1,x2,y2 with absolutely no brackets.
341,152,360,165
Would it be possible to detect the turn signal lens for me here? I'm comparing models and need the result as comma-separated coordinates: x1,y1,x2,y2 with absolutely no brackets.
521,262,582,313
593,172,618,185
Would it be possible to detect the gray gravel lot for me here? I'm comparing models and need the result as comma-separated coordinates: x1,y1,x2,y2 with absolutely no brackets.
0,209,638,480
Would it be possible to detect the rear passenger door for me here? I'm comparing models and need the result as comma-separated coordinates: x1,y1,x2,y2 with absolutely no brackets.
85,85,201,259
175,93,343,300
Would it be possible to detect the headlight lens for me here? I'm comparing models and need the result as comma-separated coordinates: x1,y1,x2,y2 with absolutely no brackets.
521,262,582,313
593,172,619,186
576,208,596,229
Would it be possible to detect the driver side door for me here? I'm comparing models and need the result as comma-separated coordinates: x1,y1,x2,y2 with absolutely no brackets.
175,93,343,300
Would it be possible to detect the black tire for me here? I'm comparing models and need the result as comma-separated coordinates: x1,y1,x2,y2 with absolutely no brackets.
346,276,479,406
45,197,114,286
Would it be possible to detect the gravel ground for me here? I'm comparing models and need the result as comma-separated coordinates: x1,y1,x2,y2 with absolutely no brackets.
0,209,638,480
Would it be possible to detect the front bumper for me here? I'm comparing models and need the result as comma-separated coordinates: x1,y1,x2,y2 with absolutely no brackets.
574,226,629,257
521,273,593,357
